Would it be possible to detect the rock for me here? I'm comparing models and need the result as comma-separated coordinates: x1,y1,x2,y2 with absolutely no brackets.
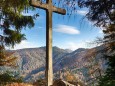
53,79,66,86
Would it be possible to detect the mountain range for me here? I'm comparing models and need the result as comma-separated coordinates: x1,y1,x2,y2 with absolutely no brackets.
5,46,107,84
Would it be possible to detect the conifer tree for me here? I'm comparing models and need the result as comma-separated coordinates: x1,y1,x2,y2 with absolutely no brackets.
0,45,17,66
0,0,35,48
0,0,37,66
76,0,115,85
56,1,115,85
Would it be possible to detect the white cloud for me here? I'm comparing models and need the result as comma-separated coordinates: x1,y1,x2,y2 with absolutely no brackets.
9,40,38,50
63,40,95,50
54,25,80,35
99,30,103,34
66,42,86,50
21,12,35,16
76,10,87,15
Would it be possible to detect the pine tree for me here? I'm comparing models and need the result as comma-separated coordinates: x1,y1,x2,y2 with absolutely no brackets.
0,0,35,48
0,71,23,85
98,24,115,86
70,0,115,85
57,0,115,85
0,0,37,66
0,45,17,66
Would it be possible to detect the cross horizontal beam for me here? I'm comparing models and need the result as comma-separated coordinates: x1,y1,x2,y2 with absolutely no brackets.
53,6,66,15
30,0,47,10
30,0,66,15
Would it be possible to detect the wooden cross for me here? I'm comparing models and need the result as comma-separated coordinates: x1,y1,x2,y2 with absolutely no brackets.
30,0,66,86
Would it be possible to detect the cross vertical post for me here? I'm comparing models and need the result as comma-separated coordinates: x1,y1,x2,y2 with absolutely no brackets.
30,0,66,86
46,6,53,86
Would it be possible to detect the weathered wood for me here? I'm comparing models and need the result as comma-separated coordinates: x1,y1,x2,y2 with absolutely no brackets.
30,0,66,15
30,0,66,86
53,6,66,15
46,10,53,86
30,0,48,10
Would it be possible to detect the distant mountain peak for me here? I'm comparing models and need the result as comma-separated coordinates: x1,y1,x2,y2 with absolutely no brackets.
71,48,86,54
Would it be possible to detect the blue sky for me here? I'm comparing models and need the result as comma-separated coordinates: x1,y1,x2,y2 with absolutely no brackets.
11,5,103,50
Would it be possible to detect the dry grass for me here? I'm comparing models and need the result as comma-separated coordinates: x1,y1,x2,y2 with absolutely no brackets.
6,83,33,86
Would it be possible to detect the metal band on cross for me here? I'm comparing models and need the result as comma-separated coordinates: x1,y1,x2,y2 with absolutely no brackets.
30,0,66,86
